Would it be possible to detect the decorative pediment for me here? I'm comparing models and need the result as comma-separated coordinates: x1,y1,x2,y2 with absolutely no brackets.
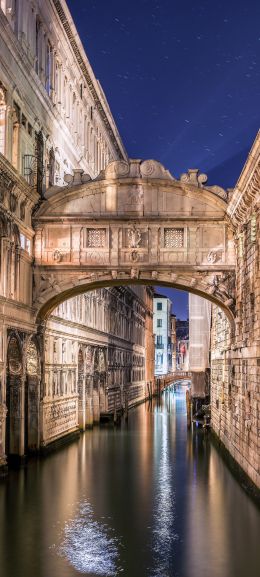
104,158,175,181
35,158,228,219
180,169,227,200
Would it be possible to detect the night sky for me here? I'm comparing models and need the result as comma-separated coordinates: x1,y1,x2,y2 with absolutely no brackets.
67,0,260,318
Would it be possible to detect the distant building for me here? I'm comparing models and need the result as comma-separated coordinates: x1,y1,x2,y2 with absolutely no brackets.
176,319,189,370
153,293,172,375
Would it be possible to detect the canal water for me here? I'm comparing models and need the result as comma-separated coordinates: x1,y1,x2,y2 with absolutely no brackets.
0,390,259,577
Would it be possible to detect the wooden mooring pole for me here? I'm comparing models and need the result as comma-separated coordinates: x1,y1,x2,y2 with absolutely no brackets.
186,389,191,428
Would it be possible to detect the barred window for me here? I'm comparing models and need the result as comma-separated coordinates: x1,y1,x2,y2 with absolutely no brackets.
87,228,106,248
164,228,184,248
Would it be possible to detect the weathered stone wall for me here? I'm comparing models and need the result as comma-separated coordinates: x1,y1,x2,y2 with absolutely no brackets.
211,206,260,489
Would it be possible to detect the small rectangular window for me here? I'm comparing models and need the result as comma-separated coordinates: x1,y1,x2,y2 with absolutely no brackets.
86,228,106,248
157,319,162,327
157,302,162,311
164,228,184,248
21,114,27,128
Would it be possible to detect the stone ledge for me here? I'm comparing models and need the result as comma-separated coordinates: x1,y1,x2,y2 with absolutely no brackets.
40,428,80,455
210,429,260,506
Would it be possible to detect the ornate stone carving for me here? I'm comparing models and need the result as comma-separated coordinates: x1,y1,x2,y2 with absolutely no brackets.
140,159,173,180
130,250,139,262
207,249,222,264
64,169,91,186
250,213,257,243
164,228,184,248
206,272,236,305
105,160,129,179
238,233,244,257
130,268,139,279
87,228,106,248
180,169,207,187
26,340,39,376
53,249,62,262
85,251,108,264
128,227,141,248
180,169,227,200
36,274,61,296
128,185,143,205
43,398,77,441
171,273,178,282
8,335,22,375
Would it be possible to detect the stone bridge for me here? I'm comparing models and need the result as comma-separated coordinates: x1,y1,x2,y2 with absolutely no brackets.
1,150,259,490
29,154,260,490
33,159,236,327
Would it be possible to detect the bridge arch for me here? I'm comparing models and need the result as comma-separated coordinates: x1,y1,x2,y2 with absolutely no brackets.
32,158,236,332
35,277,235,332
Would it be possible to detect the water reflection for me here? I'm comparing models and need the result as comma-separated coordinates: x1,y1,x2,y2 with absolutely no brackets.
58,501,121,576
149,394,179,577
0,390,259,577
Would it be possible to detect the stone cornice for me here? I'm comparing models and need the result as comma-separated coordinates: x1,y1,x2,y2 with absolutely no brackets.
227,131,260,226
52,0,127,161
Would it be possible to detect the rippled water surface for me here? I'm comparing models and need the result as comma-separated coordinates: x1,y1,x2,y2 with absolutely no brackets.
0,391,260,577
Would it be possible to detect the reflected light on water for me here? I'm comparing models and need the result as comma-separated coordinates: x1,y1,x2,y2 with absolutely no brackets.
58,501,121,576
149,396,179,576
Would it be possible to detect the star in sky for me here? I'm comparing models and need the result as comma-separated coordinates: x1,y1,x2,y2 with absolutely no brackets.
67,0,260,318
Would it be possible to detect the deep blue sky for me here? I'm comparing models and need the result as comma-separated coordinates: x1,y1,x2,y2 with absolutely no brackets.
67,0,260,318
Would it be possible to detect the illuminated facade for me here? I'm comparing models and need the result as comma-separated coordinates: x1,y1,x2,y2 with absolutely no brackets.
0,1,259,491
43,286,154,445
153,294,172,376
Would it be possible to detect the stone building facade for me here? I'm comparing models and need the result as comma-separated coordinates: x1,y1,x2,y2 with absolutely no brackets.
42,285,154,447
0,0,126,466
210,132,260,489
0,0,126,189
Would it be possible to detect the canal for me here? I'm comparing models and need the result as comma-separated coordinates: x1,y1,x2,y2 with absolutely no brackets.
0,390,259,577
